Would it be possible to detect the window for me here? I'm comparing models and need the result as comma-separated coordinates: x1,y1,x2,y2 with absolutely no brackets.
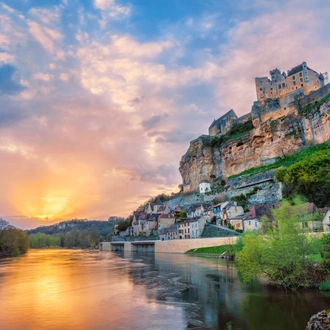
293,81,296,85
299,72,302,77
282,83,285,88
301,84,304,87
300,78,303,82
278,84,281,89
260,88,263,91
255,221,258,227
248,220,251,226
292,76,295,80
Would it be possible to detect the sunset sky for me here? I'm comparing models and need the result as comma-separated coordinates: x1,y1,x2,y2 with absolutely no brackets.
1,0,330,229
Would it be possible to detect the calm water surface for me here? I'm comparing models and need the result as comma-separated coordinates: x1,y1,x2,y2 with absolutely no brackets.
0,249,329,330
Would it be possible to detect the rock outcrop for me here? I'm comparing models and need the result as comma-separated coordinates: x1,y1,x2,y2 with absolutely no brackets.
306,310,330,330
180,84,330,193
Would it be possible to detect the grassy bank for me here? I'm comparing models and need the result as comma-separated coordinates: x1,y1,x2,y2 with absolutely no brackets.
187,244,239,257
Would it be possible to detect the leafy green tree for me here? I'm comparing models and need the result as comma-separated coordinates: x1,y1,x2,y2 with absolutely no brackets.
275,149,330,207
0,228,29,256
236,198,322,289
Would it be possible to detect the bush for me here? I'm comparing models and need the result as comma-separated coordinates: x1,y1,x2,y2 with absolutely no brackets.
319,282,330,291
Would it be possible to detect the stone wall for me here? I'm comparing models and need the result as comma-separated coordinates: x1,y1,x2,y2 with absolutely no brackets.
155,236,238,253
100,237,238,254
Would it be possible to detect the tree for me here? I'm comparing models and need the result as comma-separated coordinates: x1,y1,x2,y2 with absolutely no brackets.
275,148,330,207
236,198,322,289
0,228,29,256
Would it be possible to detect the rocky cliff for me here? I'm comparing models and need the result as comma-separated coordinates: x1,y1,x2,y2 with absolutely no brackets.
180,84,330,193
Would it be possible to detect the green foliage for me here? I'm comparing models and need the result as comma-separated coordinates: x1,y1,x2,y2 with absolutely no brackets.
116,221,129,232
319,282,330,291
0,228,29,256
320,234,330,268
231,194,249,211
179,210,187,218
205,119,254,149
275,148,330,207
236,198,324,289
321,234,330,245
229,143,329,179
29,226,101,249
299,93,330,117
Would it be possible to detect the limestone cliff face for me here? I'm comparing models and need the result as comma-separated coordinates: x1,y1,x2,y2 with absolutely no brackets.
180,86,330,193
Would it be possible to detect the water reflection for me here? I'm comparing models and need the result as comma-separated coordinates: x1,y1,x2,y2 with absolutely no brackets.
0,250,329,330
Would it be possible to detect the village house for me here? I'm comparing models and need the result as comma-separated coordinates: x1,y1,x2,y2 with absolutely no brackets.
199,180,211,194
177,219,200,239
299,203,323,232
132,212,158,236
228,216,245,231
220,201,244,226
144,197,170,215
321,208,330,232
187,204,212,219
243,204,273,231
157,214,176,233
159,224,179,241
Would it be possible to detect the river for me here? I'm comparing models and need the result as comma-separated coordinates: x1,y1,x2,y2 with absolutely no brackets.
0,249,329,329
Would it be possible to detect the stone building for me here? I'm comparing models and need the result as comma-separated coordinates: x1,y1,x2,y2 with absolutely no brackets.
199,180,211,194
209,109,237,136
255,61,325,106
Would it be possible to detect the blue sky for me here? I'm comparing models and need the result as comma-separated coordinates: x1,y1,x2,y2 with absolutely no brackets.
0,0,329,228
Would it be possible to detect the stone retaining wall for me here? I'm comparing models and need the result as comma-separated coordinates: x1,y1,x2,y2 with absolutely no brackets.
154,237,238,254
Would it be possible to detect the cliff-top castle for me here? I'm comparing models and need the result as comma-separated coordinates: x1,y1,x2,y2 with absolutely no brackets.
180,61,330,193
209,62,326,138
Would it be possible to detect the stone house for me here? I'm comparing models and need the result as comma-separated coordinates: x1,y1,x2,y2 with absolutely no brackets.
157,214,176,233
228,217,244,231
299,203,323,232
187,204,212,218
144,197,170,215
243,204,273,231
125,226,134,236
159,224,179,241
208,109,238,137
199,180,211,194
213,201,232,220
132,212,158,236
321,208,330,232
177,219,200,239
220,202,244,226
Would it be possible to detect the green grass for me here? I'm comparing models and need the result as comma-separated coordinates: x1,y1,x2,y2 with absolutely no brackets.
187,244,238,255
310,253,322,262
228,143,330,179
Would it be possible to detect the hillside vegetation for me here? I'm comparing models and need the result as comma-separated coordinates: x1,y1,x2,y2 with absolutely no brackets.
27,219,116,249
229,143,329,179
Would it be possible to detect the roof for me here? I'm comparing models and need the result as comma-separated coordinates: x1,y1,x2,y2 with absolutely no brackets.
223,201,236,210
245,204,273,221
157,205,168,212
305,202,318,214
158,214,175,219
287,62,317,76
209,109,237,130
154,196,163,205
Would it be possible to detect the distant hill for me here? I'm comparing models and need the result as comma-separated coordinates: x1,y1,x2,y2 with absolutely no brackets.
26,219,115,237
